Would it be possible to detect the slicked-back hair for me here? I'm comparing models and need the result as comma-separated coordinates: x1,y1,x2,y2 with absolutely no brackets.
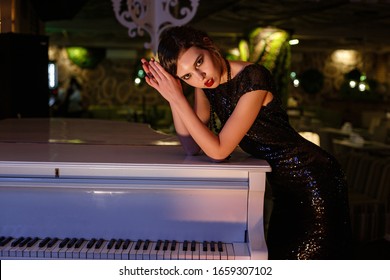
157,25,222,77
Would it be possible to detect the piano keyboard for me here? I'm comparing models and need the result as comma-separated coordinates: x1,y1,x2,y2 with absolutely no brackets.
0,236,236,260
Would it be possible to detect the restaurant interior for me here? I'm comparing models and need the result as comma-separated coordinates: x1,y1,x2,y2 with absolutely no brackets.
1,0,390,259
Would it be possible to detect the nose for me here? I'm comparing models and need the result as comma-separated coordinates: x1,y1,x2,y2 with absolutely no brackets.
195,69,205,80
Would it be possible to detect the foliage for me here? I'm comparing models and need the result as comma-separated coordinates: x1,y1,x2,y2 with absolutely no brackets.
231,27,291,106
66,47,106,69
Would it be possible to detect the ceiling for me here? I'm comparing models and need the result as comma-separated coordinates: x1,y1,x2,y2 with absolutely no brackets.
41,0,390,53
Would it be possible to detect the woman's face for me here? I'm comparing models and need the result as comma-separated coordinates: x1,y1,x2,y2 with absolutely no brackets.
176,46,223,89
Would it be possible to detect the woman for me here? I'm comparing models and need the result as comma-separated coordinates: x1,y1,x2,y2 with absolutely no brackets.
141,26,352,259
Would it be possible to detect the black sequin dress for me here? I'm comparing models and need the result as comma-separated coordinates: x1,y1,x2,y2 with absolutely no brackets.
204,64,352,260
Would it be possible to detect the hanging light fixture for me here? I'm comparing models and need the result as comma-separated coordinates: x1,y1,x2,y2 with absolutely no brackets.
112,0,200,53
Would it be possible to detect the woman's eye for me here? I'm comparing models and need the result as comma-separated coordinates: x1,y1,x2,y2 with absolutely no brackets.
183,74,191,80
196,58,203,67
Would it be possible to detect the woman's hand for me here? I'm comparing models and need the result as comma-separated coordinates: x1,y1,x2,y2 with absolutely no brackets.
141,58,184,104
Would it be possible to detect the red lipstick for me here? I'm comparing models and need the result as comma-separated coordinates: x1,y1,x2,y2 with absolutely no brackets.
204,78,214,87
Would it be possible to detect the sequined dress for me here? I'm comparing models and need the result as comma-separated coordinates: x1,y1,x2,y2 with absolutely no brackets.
204,64,352,260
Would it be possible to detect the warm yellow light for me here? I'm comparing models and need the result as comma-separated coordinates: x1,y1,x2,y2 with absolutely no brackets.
331,49,360,65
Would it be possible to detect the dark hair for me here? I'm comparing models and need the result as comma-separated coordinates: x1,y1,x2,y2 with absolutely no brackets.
157,25,222,77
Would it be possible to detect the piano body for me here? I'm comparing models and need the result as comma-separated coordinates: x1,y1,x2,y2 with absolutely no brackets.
0,118,271,260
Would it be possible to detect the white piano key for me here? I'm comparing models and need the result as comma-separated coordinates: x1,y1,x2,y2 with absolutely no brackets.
219,243,228,260
106,239,118,260
148,242,158,260
20,237,39,258
93,240,109,259
142,241,153,260
72,239,88,259
0,238,16,258
178,242,187,260
120,240,134,260
47,240,64,258
23,237,42,258
139,240,151,260
85,238,99,259
226,243,235,260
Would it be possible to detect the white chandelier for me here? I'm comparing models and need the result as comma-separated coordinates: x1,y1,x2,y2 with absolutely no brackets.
112,0,200,53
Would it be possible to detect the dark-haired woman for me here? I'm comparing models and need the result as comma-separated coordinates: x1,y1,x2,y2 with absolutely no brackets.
141,26,352,260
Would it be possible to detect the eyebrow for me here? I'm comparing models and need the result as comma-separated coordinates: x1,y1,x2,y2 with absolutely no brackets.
179,54,202,80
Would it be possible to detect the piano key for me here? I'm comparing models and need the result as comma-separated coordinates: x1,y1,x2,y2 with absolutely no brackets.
98,240,112,259
120,239,134,260
72,239,88,259
163,240,171,260
199,241,207,260
135,240,146,260
226,243,235,260
86,238,96,249
66,238,80,258
149,241,160,260
45,239,63,258
1,238,16,257
113,239,124,260
191,241,200,260
92,239,108,259
115,239,124,250
67,238,78,248
20,237,39,258
106,239,117,259
210,241,220,260
19,237,32,247
25,238,43,258
170,240,179,260
139,240,152,260
142,240,153,260
11,237,24,247
38,237,51,248
219,242,228,260
178,241,187,260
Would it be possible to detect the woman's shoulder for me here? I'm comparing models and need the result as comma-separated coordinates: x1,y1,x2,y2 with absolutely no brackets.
230,61,276,93
230,61,270,79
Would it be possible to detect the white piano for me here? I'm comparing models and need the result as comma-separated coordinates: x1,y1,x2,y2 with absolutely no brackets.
0,118,271,260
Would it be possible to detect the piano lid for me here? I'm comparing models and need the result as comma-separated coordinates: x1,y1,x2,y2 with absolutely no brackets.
0,118,270,177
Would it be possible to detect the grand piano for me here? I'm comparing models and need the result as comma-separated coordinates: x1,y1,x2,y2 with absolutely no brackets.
0,118,271,260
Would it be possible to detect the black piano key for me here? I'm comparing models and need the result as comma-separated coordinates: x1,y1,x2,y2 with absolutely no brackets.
11,237,24,247
134,239,142,250
162,240,169,251
143,240,150,250
47,238,59,248
0,237,12,247
0,236,6,243
19,237,32,247
39,237,51,248
59,238,70,248
170,240,177,251
122,239,131,250
27,237,39,247
67,238,78,248
217,241,223,252
86,238,97,249
210,241,216,252
75,238,85,249
115,239,123,250
155,240,162,250
191,241,196,252
183,240,189,251
202,241,208,252
95,239,104,249
107,239,116,249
